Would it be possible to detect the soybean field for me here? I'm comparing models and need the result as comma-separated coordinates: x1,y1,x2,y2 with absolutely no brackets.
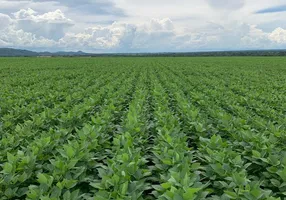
0,57,286,200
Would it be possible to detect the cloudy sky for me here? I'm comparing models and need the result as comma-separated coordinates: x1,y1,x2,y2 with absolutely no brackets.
1,0,286,52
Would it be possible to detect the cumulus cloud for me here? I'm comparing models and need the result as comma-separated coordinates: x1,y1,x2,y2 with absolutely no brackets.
56,18,175,52
13,8,72,23
240,25,270,48
57,18,179,52
269,27,286,43
58,18,268,52
1,7,286,52
13,8,73,40
0,13,12,30
146,18,174,32
128,19,177,51
31,0,126,16
0,27,56,48
59,23,125,49
0,8,69,49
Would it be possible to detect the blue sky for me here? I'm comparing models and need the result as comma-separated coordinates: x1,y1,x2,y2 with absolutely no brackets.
256,4,286,13
1,0,286,52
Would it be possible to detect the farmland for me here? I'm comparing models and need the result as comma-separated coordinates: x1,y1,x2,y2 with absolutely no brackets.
0,57,286,200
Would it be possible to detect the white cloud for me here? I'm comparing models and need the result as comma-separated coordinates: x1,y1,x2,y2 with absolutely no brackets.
146,18,174,32
240,25,270,49
0,8,67,49
12,8,73,40
0,27,56,48
13,8,37,19
205,0,245,10
269,27,286,43
58,22,128,50
1,4,286,52
0,39,9,46
13,8,72,23
0,13,12,30
56,18,177,52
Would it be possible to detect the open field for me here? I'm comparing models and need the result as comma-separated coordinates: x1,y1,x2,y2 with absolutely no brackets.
0,57,286,199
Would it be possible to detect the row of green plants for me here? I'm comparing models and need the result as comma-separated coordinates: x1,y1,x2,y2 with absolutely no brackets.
0,57,286,199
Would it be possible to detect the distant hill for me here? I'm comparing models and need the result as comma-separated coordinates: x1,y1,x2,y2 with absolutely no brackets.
0,48,91,57
0,48,39,57
1,48,286,57
39,50,90,57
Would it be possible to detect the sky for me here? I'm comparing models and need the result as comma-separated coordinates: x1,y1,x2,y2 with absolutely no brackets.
1,0,286,53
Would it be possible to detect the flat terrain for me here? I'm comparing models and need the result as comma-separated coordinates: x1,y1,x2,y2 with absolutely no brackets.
0,57,285,199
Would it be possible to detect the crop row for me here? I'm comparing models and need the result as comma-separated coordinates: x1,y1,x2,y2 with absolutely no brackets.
0,57,285,199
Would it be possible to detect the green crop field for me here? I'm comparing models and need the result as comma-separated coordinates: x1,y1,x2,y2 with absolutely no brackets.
0,57,286,200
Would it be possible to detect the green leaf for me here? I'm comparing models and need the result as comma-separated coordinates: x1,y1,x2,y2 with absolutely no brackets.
250,188,263,199
252,150,261,158
2,163,13,174
270,179,280,187
161,182,172,189
56,182,64,190
183,188,201,200
152,185,163,191
37,173,48,184
224,190,238,199
66,146,75,158
162,159,172,165
232,172,247,186
50,186,61,198
174,193,184,200
166,135,172,144
90,182,104,189
71,190,80,200
63,179,77,189
4,188,14,198
63,191,71,200
191,163,200,170
18,172,28,183
121,171,126,177
40,196,50,200
121,182,128,195
277,167,286,182
26,186,38,199
7,152,16,163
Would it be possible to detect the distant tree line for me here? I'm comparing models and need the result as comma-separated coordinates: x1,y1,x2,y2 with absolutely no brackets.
1,48,286,57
